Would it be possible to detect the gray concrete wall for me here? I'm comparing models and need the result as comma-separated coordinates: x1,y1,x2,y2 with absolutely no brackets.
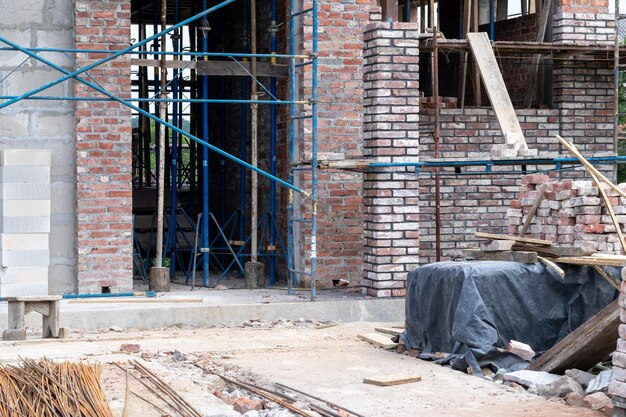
0,0,76,294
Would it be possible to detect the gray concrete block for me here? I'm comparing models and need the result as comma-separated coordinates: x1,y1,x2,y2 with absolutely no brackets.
0,249,49,267
0,0,44,26
49,225,73,259
0,266,48,284
0,29,32,69
0,200,50,217
47,264,76,295
34,29,74,69
2,329,27,341
45,0,75,27
0,217,50,233
1,149,51,166
50,181,74,216
4,70,65,107
0,183,50,200
0,234,48,251
0,167,50,183
0,281,48,297
33,111,74,138
0,113,29,138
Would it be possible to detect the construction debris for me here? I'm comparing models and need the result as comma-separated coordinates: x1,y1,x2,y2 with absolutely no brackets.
0,358,114,417
358,333,398,350
507,340,535,361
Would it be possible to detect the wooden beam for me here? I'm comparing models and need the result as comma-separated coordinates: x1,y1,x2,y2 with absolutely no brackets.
474,231,553,246
381,0,399,22
467,32,528,152
529,299,619,373
519,184,547,236
131,58,289,78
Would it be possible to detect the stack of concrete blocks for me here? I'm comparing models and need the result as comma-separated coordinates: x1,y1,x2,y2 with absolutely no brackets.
0,150,51,296
507,174,625,253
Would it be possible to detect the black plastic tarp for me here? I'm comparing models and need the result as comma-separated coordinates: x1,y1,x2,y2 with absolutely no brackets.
400,261,618,376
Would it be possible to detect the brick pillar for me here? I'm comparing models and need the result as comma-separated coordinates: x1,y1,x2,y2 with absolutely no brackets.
552,0,615,166
74,0,133,293
362,22,420,297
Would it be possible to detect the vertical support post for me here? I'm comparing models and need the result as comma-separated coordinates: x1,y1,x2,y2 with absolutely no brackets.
489,0,495,40
169,0,180,279
405,0,411,22
240,0,249,262
310,0,319,300
382,0,399,22
287,0,296,294
155,0,167,269
473,0,481,106
150,0,170,293
431,0,441,262
269,0,278,285
250,0,258,264
614,0,620,155
201,0,210,287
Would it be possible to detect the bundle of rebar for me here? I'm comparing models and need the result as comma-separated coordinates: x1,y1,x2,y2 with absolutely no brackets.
0,358,113,417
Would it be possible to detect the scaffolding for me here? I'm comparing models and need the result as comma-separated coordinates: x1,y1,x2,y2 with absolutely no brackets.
0,0,319,298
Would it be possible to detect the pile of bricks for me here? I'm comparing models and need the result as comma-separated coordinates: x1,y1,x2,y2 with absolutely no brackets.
0,150,51,296
507,173,625,253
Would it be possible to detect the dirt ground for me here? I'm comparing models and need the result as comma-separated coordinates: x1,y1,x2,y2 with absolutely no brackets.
0,321,606,417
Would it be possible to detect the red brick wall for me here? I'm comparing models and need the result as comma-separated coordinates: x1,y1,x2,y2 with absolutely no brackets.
74,0,133,293
293,0,375,287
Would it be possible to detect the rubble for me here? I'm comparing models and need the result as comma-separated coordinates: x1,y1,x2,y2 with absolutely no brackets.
503,370,561,387
565,369,596,389
586,370,612,394
535,376,584,398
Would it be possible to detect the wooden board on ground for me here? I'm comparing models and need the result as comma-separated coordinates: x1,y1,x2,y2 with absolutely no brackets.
363,374,422,387
375,327,403,336
462,249,538,264
475,232,553,246
358,333,398,350
529,299,619,373
467,32,528,152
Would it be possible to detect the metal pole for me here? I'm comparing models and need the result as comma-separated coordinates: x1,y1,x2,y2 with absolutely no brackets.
155,0,168,269
614,0,620,160
240,0,249,263
431,0,441,262
269,0,278,285
169,0,180,279
250,0,259,264
489,0,495,40
287,0,296,294
201,0,210,287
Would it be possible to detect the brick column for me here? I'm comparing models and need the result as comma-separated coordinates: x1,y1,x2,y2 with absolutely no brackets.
74,0,133,293
362,22,420,297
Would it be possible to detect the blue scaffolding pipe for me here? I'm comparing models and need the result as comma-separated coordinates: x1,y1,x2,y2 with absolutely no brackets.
0,0,239,111
489,0,495,40
269,0,278,285
168,0,181,279
287,0,296,295
0,96,305,105
405,0,411,22
240,0,249,263
367,155,626,172
201,0,210,287
0,46,307,60
0,36,306,196
219,11,227,267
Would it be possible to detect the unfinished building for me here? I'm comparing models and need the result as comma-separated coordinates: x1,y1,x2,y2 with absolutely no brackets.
3,0,626,409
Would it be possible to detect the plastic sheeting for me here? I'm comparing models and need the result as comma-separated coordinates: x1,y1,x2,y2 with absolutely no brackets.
400,261,618,376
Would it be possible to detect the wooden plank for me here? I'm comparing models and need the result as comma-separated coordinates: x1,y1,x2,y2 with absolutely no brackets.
68,298,204,304
475,232,553,246
131,59,289,78
529,299,619,373
524,0,552,107
363,374,421,387
549,256,626,267
467,32,527,152
472,0,481,106
5,295,62,302
511,243,559,257
358,333,398,350
375,327,403,336
538,256,565,278
519,184,547,236
462,249,538,263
